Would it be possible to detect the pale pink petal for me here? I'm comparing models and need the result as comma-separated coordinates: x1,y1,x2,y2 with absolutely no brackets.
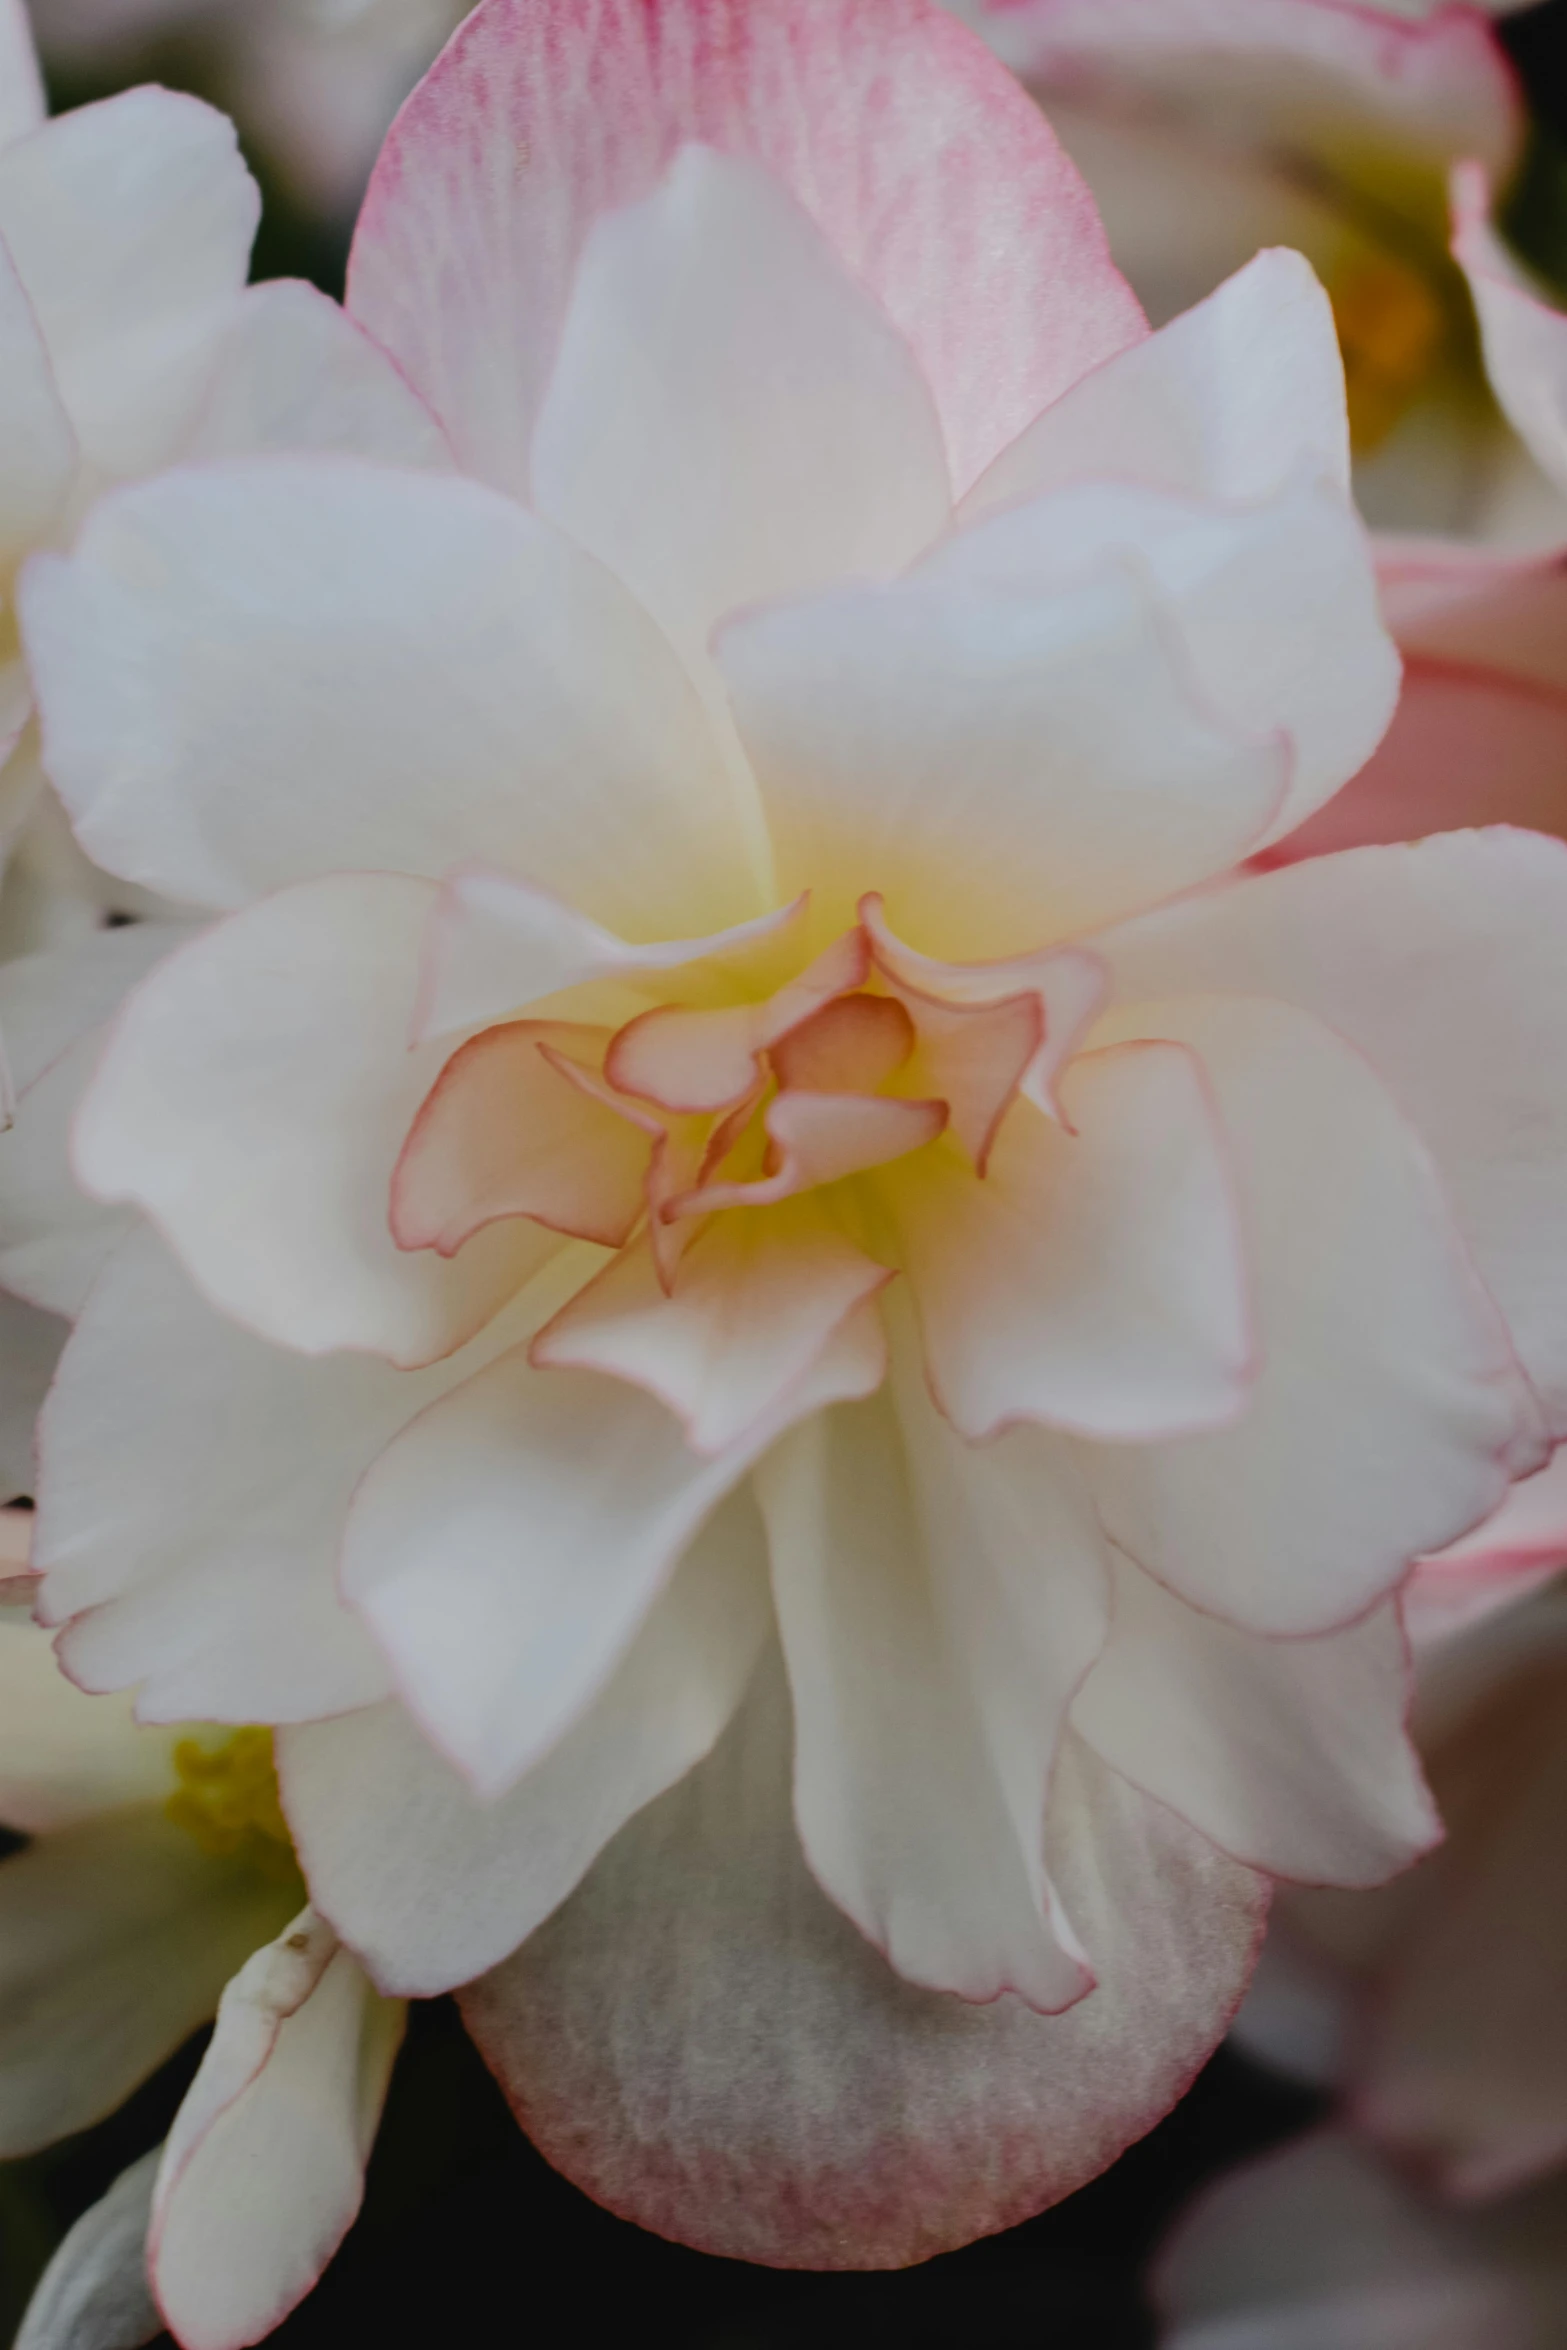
1453,162,1567,498
13,2146,162,2350
0,1618,176,1833
280,1488,771,1996
0,1808,298,2155
676,1088,947,1217
348,0,1143,503
533,1208,891,1454
0,3,44,149
0,233,74,569
1072,1554,1436,1886
34,1232,590,1727
184,277,453,469
72,877,555,1369
531,146,950,671
1405,1448,1567,1648
460,1662,1264,2265
339,1300,885,1799
967,246,1349,519
1088,992,1536,1635
886,1042,1250,1443
603,927,869,1115
391,1021,648,1257
1155,2130,1567,2350
0,90,258,477
151,1913,404,2350
717,551,1288,960
22,461,752,928
1100,831,1567,1437
758,1331,1110,2009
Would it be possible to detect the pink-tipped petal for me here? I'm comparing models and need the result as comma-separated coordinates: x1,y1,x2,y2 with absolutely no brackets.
1453,162,1567,499
1406,1448,1567,1648
460,1661,1265,2267
391,1021,648,1257
604,927,869,1115
674,1089,946,1217
349,0,1143,503
887,1042,1251,1444
532,1208,891,1455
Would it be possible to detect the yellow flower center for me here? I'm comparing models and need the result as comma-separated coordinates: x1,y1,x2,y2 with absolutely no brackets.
165,1726,300,1882
1328,248,1448,453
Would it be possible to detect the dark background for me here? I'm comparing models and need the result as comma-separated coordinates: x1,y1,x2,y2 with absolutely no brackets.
5,2,1566,2343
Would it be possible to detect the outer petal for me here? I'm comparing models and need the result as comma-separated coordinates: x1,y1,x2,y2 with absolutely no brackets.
150,1911,404,2350
348,0,1143,502
757,1341,1110,2010
0,1617,177,1831
280,1486,771,1996
965,246,1349,519
0,234,75,569
1452,163,1567,499
32,1233,593,1726
531,146,950,672
0,1808,298,2155
460,1660,1265,2267
339,1297,886,1798
718,549,1288,960
0,90,258,477
1071,1553,1436,1886
72,877,553,1369
22,460,754,927
185,277,453,469
1099,832,1567,1437
1087,993,1535,1635
13,2147,163,2350
884,1042,1251,1442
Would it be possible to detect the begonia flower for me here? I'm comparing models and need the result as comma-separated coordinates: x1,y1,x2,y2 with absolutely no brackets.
0,1600,404,2350
18,0,1567,2273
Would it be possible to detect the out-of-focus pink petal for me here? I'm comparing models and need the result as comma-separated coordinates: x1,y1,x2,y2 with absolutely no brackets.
887,1042,1251,1444
348,0,1144,502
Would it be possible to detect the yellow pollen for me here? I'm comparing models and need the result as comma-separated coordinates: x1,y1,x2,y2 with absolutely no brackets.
1328,249,1447,453
165,1727,299,1881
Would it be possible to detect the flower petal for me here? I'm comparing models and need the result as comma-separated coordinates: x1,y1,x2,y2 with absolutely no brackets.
0,4,43,151
717,547,1288,960
533,1209,891,1455
1072,1554,1436,1886
22,460,753,926
1453,162,1567,498
0,89,257,477
348,0,1143,502
885,1042,1251,1443
1087,992,1536,1635
13,2147,162,2350
0,1618,176,1833
1100,831,1567,1438
0,1293,61,1502
1405,1447,1567,1648
0,1808,298,2156
340,1298,885,1798
0,232,74,569
280,1486,770,1996
150,1912,404,2350
460,1659,1265,2266
72,876,554,1368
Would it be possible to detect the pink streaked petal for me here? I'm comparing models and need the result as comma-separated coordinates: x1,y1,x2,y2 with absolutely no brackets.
390,1021,648,1257
673,1090,947,1218
1405,1448,1567,1649
1453,161,1567,498
460,1662,1265,2266
348,0,1143,504
532,1208,892,1456
417,867,807,1044
604,927,869,1115
887,1043,1251,1445
339,1299,886,1799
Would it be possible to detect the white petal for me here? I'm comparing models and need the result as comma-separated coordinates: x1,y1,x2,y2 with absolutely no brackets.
0,90,256,477
1452,163,1567,499
72,877,553,1367
0,232,74,568
885,1041,1251,1442
1088,993,1535,1634
22,460,754,926
1072,1554,1436,1886
0,1808,298,2155
1100,833,1567,1437
966,247,1349,519
0,3,43,152
0,1617,176,1832
151,1911,404,2350
280,1486,771,1996
340,1298,886,1797
718,551,1287,960
14,2146,162,2350
460,1658,1265,2265
533,146,949,673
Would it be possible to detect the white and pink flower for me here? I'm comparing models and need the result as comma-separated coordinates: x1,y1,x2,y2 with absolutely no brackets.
15,0,1567,2279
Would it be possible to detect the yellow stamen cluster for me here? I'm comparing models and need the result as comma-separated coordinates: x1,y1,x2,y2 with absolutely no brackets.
1328,248,1447,453
165,1726,300,1883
